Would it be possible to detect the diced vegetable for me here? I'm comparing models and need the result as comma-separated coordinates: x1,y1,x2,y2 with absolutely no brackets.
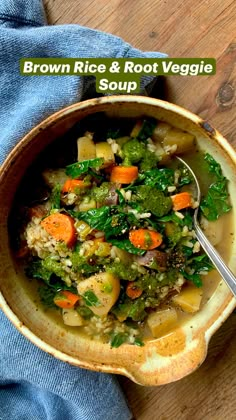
54,290,80,309
41,213,77,247
77,132,96,161
62,179,86,193
171,192,192,211
110,166,138,184
126,282,143,299
130,120,143,138
129,229,163,250
96,142,115,167
77,272,120,316
171,284,203,313
43,168,68,189
62,308,84,326
147,308,178,338
75,220,92,241
163,128,195,154
77,198,96,212
152,122,172,142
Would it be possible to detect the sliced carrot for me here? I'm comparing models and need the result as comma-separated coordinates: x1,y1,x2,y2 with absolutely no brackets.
41,213,77,247
171,192,192,211
126,282,143,299
54,290,80,309
110,166,138,184
129,229,163,250
62,179,85,193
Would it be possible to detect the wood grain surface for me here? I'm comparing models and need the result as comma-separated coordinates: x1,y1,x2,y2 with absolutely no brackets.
43,1,236,418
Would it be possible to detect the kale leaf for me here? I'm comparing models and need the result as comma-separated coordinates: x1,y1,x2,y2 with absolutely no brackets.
200,153,231,220
50,184,61,210
108,238,145,256
65,158,104,178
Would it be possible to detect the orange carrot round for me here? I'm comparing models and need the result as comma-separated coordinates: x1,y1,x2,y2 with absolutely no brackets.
54,290,80,309
110,166,138,184
41,213,77,247
129,228,162,250
171,191,192,211
126,282,143,299
62,179,85,193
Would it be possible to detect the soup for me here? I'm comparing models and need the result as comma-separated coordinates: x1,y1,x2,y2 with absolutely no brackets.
11,116,233,348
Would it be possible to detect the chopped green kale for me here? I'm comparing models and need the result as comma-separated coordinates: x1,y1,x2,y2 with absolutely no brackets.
200,153,231,220
66,158,104,178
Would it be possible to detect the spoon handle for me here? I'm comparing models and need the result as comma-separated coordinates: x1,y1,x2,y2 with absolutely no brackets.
194,221,236,298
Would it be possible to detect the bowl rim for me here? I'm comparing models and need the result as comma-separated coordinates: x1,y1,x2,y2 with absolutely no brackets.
1,95,236,385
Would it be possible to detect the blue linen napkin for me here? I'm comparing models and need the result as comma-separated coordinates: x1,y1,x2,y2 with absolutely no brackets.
0,1,167,418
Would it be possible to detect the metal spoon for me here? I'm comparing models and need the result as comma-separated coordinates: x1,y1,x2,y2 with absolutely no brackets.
177,156,236,297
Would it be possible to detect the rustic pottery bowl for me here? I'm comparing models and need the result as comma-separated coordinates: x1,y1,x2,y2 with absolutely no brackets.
1,96,236,386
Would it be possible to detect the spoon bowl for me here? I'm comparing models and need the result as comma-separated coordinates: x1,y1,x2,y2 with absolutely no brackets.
177,156,236,298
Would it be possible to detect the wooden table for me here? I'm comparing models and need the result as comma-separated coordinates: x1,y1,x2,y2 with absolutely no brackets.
44,1,236,418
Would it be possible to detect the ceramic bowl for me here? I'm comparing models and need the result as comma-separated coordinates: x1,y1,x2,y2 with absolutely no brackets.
1,96,236,386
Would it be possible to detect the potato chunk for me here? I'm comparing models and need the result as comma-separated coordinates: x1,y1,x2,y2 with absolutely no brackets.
147,308,178,338
152,122,172,142
171,284,203,313
96,142,115,167
62,308,84,326
77,272,120,317
77,132,96,161
163,128,195,154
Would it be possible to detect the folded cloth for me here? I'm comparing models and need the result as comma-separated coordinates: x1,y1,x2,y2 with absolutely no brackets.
0,1,166,419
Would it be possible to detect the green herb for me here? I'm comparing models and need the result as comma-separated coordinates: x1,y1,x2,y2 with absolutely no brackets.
139,150,159,172
42,256,68,281
76,306,93,319
108,238,145,256
26,259,76,292
143,168,175,191
26,260,52,282
82,290,101,307
71,252,100,275
50,184,61,210
112,298,146,322
38,285,57,308
182,254,214,288
178,167,192,187
181,271,202,288
134,337,145,347
200,153,231,221
91,182,110,204
116,189,125,205
72,206,137,239
136,118,156,141
188,254,214,274
66,158,104,178
110,332,128,348
107,260,139,281
132,185,172,217
121,138,146,165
